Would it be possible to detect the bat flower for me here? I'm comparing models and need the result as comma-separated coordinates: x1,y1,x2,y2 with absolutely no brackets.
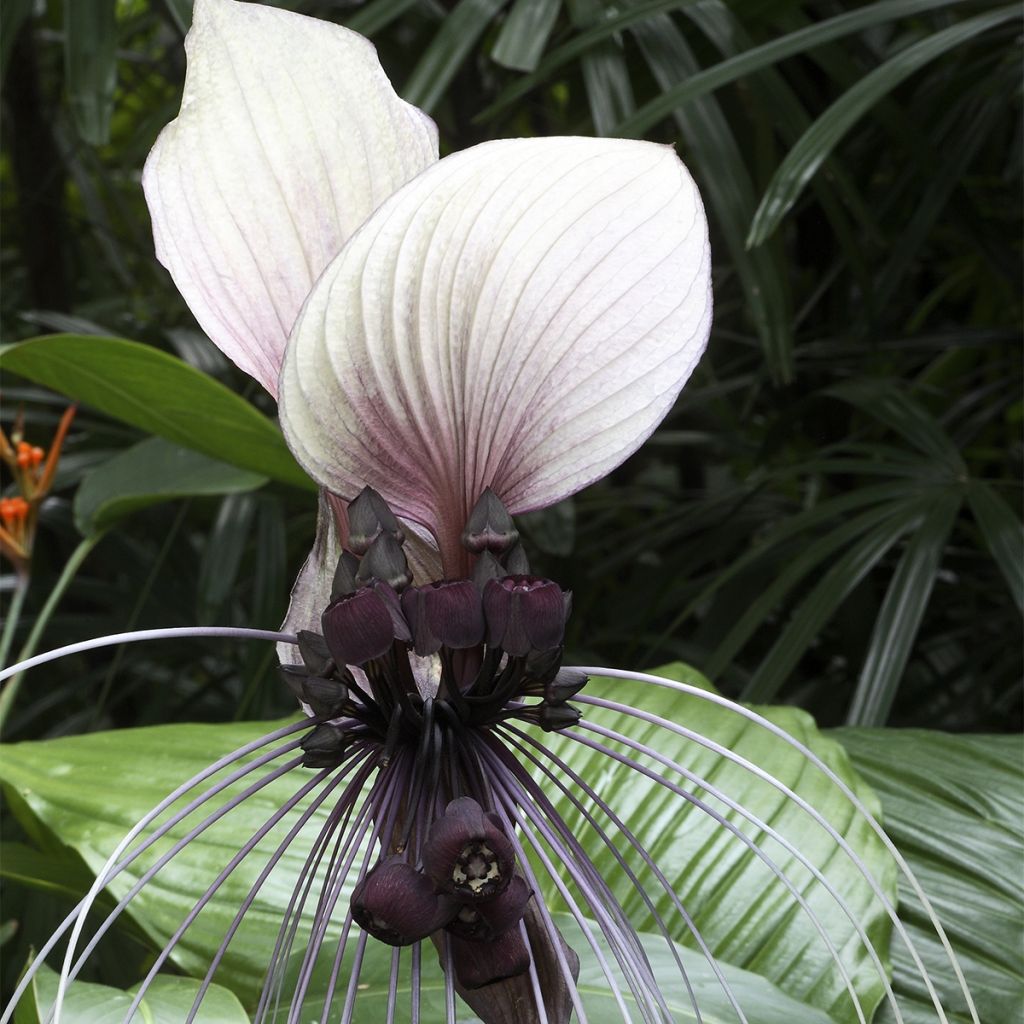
3,2,978,1024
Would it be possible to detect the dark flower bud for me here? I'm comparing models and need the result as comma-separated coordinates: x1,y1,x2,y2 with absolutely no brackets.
424,798,515,901
546,668,587,703
331,550,360,600
471,550,503,589
279,666,349,718
461,488,519,554
536,702,581,733
482,576,566,657
300,723,351,767
446,875,533,942
519,648,564,695
448,927,531,989
299,675,350,718
351,857,457,946
348,486,404,555
297,630,332,675
401,581,484,656
356,533,413,591
279,664,310,704
503,542,530,575
322,584,408,666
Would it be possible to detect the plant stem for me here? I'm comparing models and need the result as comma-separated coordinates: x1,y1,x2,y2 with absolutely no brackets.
0,533,102,736
0,576,29,669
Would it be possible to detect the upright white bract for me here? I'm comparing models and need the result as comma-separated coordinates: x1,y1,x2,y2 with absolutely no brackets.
143,0,438,394
279,136,712,573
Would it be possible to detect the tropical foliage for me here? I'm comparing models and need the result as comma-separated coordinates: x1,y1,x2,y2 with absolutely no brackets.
1,0,1020,1020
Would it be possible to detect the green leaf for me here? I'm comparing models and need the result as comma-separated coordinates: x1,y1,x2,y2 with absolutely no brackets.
566,0,636,135
0,667,897,1021
1,335,313,491
746,7,1019,246
1,718,346,1006
827,378,964,471
63,0,117,146
967,482,1024,613
742,500,924,703
539,665,896,1021
73,437,267,537
195,493,261,625
0,0,33,82
847,490,962,726
19,961,249,1024
631,14,794,381
834,729,1023,1024
345,0,420,38
403,0,510,112
343,912,837,1023
478,0,701,122
491,0,562,72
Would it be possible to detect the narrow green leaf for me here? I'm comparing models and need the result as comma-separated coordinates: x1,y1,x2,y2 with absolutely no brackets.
847,490,962,726
566,0,636,134
505,0,960,137
403,0,510,112
0,0,33,82
656,482,917,658
828,378,964,470
491,0,562,71
743,501,926,703
161,0,193,33
195,493,260,625
63,0,117,146
967,482,1024,613
345,0,420,38
477,0,700,122
73,437,267,537
834,729,1022,1024
632,14,794,381
747,6,1019,247
1,334,314,491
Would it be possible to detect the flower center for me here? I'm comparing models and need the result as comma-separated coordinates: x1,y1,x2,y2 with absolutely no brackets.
281,487,589,983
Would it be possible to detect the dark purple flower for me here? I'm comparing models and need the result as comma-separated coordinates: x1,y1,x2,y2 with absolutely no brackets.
446,875,533,942
483,575,567,656
401,580,484,655
321,582,409,666
424,797,515,901
447,926,531,990
351,857,457,946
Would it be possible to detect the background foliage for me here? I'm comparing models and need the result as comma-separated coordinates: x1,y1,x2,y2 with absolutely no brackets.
1,0,1021,1017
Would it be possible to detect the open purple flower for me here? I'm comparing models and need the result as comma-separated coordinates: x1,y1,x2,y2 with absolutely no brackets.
0,2,981,1024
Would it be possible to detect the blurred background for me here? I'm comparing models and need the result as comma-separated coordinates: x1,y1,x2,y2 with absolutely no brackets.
1,0,1021,747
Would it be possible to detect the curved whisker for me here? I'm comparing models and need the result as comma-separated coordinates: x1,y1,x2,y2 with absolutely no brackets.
482,732,689,1021
187,749,377,1023
1,719,313,1024
0,626,298,684
568,723,878,1024
114,759,336,1024
570,667,977,1023
484,751,649,1023
498,723,727,1024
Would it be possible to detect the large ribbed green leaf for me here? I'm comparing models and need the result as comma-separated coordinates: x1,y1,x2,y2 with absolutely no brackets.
834,729,1022,1024
1,669,890,1022
536,665,894,1022
15,963,248,1024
